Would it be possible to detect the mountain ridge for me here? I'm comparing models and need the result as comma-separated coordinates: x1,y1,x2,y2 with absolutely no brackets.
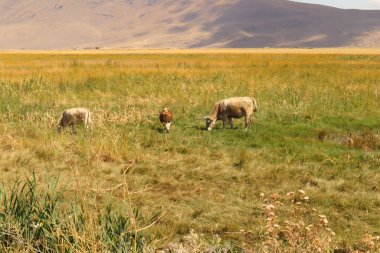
0,0,379,49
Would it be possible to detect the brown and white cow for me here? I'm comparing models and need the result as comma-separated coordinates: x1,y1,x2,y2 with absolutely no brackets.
204,97,257,131
159,108,173,133
57,107,92,134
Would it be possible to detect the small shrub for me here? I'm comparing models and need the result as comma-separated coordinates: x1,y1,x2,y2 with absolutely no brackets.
165,229,236,253
352,234,380,252
348,130,380,151
317,129,328,141
234,151,251,170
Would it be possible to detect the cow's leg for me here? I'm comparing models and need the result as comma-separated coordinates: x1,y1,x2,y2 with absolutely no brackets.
228,117,233,129
86,112,93,131
70,123,76,134
84,115,88,132
165,122,171,133
245,113,253,131
245,112,252,128
222,114,229,129
249,114,253,128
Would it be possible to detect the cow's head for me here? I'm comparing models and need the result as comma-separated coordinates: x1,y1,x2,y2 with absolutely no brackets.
57,124,62,133
204,116,216,131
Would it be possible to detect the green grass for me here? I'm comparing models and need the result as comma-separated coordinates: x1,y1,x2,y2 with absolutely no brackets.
0,51,379,250
0,174,144,252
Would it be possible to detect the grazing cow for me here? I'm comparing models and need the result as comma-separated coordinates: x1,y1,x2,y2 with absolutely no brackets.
159,108,173,133
57,107,92,133
204,97,257,131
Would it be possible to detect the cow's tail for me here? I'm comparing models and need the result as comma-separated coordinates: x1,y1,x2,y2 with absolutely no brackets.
252,97,258,112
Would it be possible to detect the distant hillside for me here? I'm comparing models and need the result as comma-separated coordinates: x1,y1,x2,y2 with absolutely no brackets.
0,0,379,49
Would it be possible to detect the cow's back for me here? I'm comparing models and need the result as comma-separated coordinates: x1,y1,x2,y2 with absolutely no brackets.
159,108,173,123
64,107,89,123
224,97,253,107
222,97,253,117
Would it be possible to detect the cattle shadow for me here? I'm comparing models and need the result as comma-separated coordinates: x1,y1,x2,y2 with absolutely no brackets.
205,127,242,131
152,125,171,134
151,123,246,133
151,125,165,133
156,127,165,134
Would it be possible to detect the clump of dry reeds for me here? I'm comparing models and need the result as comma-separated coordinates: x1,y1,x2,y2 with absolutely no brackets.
259,190,336,253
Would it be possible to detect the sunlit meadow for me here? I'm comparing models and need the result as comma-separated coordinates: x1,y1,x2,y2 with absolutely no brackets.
0,49,379,251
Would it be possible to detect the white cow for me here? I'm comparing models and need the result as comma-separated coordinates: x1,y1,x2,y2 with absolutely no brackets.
204,97,257,131
57,107,92,133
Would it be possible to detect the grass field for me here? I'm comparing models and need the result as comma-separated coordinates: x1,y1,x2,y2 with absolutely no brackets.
0,50,379,251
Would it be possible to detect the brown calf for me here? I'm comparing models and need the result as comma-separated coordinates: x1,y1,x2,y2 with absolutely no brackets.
159,108,173,133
